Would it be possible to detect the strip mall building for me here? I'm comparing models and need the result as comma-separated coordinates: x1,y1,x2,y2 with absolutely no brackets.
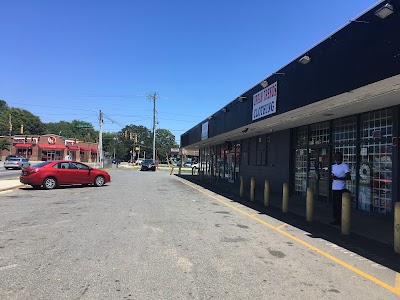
0,134,99,162
181,1,400,216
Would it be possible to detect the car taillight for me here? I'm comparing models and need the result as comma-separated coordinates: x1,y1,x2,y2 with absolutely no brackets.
23,168,39,176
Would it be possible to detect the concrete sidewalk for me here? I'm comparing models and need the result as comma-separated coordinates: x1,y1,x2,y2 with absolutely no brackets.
0,179,26,192
182,174,395,248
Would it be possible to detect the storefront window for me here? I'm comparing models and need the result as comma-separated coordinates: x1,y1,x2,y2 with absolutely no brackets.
333,116,357,207
295,126,308,196
359,109,393,214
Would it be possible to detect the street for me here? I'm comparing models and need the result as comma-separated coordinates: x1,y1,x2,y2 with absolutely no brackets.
0,170,399,299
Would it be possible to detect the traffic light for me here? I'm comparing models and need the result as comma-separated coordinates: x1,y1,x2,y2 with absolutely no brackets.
134,134,138,144
20,124,24,134
130,132,132,140
134,146,140,152
124,130,127,138
9,122,12,133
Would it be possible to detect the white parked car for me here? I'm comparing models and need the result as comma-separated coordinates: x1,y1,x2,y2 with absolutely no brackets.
4,157,31,170
191,162,199,170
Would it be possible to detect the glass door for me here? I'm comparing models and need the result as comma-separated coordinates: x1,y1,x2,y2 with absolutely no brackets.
308,147,330,203
48,151,57,161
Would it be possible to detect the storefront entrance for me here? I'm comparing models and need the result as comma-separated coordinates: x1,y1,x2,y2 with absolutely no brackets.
41,150,62,161
308,147,330,203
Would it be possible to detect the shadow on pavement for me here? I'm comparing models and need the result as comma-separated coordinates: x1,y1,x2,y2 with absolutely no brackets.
175,174,400,273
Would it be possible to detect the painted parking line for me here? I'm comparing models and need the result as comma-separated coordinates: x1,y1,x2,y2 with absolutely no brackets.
276,223,288,229
396,273,400,291
173,176,400,296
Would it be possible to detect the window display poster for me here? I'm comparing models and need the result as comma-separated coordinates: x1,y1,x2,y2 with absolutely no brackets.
360,147,368,156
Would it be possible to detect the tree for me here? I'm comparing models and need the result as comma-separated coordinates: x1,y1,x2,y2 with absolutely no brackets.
0,139,10,160
155,129,179,162
102,132,127,159
44,120,97,141
0,103,45,136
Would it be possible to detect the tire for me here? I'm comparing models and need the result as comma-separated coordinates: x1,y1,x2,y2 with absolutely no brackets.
94,175,105,187
43,177,57,190
152,167,156,171
4,167,9,170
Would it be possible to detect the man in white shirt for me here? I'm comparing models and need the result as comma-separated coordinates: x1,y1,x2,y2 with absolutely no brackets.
331,152,351,225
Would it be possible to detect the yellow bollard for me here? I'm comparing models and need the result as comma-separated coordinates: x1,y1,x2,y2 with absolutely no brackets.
250,177,255,201
170,166,174,175
282,182,289,213
306,187,314,222
395,202,400,254
240,176,244,198
264,180,270,207
341,192,351,235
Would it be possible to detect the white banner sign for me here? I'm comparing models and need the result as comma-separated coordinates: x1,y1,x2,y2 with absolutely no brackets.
201,122,209,140
252,81,278,121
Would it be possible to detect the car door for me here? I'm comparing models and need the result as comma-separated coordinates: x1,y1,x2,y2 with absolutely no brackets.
69,162,92,184
53,162,75,185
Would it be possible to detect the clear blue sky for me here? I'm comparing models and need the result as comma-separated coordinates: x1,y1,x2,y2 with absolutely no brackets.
0,0,380,144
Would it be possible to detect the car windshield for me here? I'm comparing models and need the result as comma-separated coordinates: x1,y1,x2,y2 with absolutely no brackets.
143,159,154,164
7,158,21,161
32,161,52,168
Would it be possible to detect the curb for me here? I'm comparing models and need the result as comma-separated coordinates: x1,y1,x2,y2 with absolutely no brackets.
0,184,27,192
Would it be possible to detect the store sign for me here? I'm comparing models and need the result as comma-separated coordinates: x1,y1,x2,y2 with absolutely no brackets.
201,121,209,140
48,136,56,144
13,137,39,144
65,139,76,146
252,81,277,121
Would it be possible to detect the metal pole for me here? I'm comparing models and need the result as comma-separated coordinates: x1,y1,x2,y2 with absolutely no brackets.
99,110,103,168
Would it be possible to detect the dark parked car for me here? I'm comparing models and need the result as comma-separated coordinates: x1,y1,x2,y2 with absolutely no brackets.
20,160,111,189
112,158,121,164
140,159,156,171
4,157,30,169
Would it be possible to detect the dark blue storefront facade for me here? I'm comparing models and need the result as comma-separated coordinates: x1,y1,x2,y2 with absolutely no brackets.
181,1,400,216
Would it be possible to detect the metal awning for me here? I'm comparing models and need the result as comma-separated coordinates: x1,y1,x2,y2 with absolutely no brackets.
14,143,33,148
38,144,66,150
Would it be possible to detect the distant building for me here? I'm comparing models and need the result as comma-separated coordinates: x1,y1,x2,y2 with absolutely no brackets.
0,134,99,162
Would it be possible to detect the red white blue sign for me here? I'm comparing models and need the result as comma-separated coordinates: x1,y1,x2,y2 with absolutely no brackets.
252,81,277,121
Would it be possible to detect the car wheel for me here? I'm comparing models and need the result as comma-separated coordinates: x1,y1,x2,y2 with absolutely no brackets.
152,167,156,171
43,177,57,190
4,167,8,170
94,175,105,187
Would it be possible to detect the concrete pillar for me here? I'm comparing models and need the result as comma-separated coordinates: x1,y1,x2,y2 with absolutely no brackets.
282,182,289,213
395,202,400,254
306,187,314,222
240,176,244,198
250,177,255,202
341,192,351,235
264,180,270,207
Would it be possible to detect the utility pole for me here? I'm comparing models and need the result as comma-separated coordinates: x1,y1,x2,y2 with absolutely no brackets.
9,114,12,155
99,110,103,168
147,93,158,161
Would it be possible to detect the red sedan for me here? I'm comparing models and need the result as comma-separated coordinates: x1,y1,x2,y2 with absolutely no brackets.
20,160,111,190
